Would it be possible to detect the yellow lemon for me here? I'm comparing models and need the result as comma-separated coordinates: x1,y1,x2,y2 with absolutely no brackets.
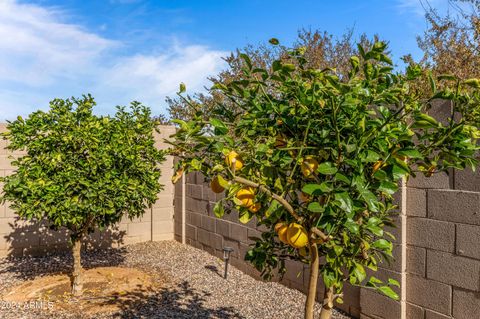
225,151,244,171
275,223,289,244
236,187,255,207
171,167,184,184
372,160,385,173
210,176,225,193
301,156,318,177
248,202,261,213
286,223,309,248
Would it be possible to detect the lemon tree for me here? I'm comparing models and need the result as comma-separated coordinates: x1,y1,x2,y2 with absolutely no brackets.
1,96,165,296
169,40,480,319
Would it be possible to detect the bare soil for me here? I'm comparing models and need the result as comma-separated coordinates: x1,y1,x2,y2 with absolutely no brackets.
2,267,165,316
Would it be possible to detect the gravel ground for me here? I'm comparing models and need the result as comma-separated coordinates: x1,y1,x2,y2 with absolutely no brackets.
0,241,351,319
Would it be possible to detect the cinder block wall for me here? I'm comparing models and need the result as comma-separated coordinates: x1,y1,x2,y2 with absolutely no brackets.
0,124,176,257
405,169,480,319
173,171,365,317
173,100,480,319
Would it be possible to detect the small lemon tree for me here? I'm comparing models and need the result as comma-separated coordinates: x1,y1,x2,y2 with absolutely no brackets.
169,41,480,319
1,96,165,296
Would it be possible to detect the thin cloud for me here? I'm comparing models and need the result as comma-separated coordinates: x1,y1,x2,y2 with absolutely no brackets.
396,0,473,17
0,0,227,120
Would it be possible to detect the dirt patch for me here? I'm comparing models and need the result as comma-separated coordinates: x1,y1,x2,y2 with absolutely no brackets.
1,266,166,315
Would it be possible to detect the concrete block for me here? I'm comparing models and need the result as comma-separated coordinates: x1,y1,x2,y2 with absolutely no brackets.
186,224,196,240
200,215,216,232
407,171,450,189
407,245,426,277
216,219,230,238
454,167,480,192
230,223,248,243
452,288,480,319
406,302,425,319
407,188,427,217
152,206,173,221
426,250,480,291
152,220,173,236
247,228,261,242
342,283,361,317
407,274,452,315
127,221,151,237
197,228,211,246
407,217,455,252
428,189,480,225
456,223,480,260
211,233,223,250
425,309,452,319
187,184,203,200
360,287,401,319
190,212,202,227
153,194,173,208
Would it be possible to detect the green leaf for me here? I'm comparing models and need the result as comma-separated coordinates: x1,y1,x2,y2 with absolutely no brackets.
364,150,380,163
345,219,359,234
323,270,336,288
378,181,398,195
428,71,436,93
388,278,400,288
396,148,423,159
368,276,383,285
179,82,186,93
265,199,281,218
335,192,353,213
307,202,325,213
335,173,350,184
317,162,338,175
437,74,457,81
269,38,280,45
353,262,366,283
463,78,480,89
239,210,254,224
367,224,384,237
210,118,228,135
372,239,392,251
274,177,283,192
216,175,230,189
213,201,224,218
190,158,202,170
302,183,331,195
378,286,399,300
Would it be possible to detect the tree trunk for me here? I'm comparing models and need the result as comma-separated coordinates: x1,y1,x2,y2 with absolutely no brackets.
304,242,319,319
71,238,83,296
319,287,335,319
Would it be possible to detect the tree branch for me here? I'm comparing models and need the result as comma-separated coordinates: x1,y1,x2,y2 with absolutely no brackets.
310,227,330,241
232,176,302,222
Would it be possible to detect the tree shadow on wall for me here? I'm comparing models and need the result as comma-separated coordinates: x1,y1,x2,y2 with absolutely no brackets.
110,280,245,319
0,216,127,280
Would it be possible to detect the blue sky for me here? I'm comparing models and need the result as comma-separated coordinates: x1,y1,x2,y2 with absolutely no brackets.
0,0,463,120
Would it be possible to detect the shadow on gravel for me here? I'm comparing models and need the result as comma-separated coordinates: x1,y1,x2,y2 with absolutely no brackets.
0,217,127,281
204,264,223,278
113,280,245,319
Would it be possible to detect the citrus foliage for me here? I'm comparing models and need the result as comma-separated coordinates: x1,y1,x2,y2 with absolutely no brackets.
169,41,480,305
1,95,165,241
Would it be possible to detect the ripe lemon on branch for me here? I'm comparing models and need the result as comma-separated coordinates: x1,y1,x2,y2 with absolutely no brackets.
210,176,225,193
236,187,255,207
225,150,243,171
275,222,289,244
301,156,318,177
248,202,261,213
286,223,309,248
